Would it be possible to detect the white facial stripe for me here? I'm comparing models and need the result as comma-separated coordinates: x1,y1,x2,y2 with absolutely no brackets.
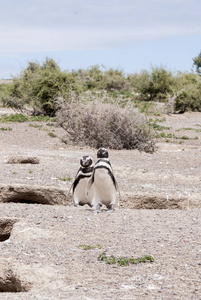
83,157,92,162
95,161,112,172
78,170,92,177
81,156,92,161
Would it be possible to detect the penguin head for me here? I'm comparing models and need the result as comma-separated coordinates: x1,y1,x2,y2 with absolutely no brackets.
80,155,93,167
97,147,109,158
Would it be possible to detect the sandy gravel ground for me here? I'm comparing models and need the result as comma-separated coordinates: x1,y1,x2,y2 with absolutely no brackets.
0,108,201,299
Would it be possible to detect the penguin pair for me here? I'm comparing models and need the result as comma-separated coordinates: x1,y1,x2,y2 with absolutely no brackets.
70,148,119,212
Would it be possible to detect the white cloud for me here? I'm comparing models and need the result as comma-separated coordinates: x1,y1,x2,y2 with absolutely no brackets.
0,0,201,55
1,23,201,55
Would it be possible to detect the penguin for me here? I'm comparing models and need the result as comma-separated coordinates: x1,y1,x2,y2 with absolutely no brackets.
87,148,120,212
70,155,93,207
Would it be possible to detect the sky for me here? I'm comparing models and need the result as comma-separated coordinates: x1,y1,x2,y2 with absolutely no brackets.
0,0,201,79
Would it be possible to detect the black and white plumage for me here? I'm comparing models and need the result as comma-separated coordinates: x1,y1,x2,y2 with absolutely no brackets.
70,155,93,207
87,148,119,212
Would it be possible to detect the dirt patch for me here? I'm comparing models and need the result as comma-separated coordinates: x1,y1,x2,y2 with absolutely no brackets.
7,156,40,164
0,204,200,299
0,259,31,293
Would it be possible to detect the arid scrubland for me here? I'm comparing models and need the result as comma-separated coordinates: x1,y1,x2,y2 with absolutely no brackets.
0,106,200,299
0,58,201,299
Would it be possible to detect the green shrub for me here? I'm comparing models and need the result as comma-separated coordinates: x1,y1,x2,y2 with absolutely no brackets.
0,82,13,104
101,68,130,91
2,58,80,116
73,66,130,92
128,66,174,101
149,66,174,100
128,70,151,100
175,82,201,112
3,58,201,116
85,65,104,89
193,51,201,75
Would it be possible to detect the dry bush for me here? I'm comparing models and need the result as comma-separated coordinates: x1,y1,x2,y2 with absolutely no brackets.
57,93,155,152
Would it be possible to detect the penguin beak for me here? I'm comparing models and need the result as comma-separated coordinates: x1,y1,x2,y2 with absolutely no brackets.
81,156,92,167
82,160,88,167
97,148,108,158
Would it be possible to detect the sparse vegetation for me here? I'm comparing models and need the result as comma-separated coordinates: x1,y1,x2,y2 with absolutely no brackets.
57,177,73,182
176,127,201,133
29,124,43,128
48,132,57,138
133,101,161,115
153,131,198,141
180,135,198,140
79,244,102,250
0,113,55,123
0,113,29,123
30,115,56,122
98,253,154,266
0,127,12,131
149,120,171,131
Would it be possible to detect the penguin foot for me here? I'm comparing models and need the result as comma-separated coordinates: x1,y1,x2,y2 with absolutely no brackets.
93,203,102,213
107,204,114,212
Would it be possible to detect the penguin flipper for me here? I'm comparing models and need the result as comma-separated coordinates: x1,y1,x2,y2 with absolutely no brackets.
68,168,80,195
115,180,122,201
68,181,75,195
111,173,121,201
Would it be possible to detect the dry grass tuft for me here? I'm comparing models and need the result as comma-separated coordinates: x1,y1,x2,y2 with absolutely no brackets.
57,94,155,152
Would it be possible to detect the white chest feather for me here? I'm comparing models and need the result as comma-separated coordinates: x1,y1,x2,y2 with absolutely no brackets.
74,177,90,204
92,164,117,206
